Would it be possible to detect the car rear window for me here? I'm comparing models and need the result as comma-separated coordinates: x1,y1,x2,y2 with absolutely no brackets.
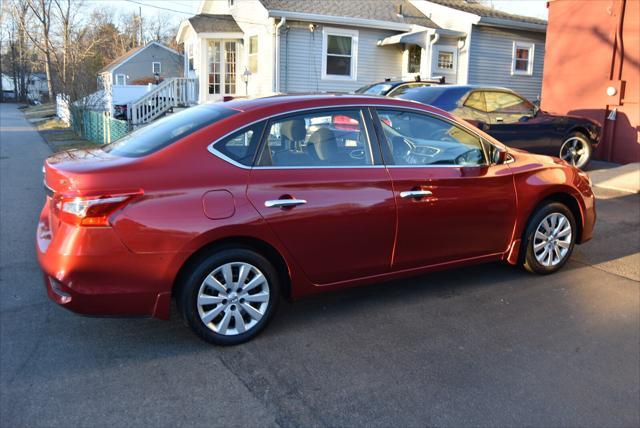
395,86,469,111
102,105,238,157
355,83,393,95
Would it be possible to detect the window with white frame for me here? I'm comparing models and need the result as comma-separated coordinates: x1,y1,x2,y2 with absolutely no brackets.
248,35,258,73
152,61,161,74
511,41,534,75
436,49,455,71
322,27,358,80
187,44,194,71
115,74,126,85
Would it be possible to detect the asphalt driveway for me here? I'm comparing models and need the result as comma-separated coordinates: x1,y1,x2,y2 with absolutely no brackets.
1,103,638,427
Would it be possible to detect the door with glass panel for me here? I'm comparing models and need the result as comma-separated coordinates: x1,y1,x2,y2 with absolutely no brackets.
246,108,397,285
373,108,517,270
207,40,238,101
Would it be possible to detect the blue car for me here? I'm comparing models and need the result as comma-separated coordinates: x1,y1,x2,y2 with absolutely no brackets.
394,85,601,169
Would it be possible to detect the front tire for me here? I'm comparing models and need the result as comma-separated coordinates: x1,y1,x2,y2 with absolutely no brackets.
560,132,592,169
177,248,280,346
522,202,576,274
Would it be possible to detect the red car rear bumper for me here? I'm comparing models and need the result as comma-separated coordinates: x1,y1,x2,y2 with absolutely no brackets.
36,203,177,319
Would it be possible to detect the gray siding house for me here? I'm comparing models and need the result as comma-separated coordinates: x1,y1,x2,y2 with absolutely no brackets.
177,0,546,104
97,42,185,116
99,42,184,87
417,0,547,101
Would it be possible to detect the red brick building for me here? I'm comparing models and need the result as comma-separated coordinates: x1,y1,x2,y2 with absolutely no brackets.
541,0,639,163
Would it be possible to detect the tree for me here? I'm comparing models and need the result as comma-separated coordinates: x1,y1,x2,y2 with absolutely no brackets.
22,0,55,101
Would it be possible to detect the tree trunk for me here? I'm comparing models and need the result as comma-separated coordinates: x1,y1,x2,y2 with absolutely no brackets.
44,51,54,101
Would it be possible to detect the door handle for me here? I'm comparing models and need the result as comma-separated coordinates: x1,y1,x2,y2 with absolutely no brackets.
264,199,307,208
495,117,504,122
400,190,433,199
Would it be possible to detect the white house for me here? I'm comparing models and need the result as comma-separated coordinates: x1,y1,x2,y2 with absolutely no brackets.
1,72,49,102
176,0,547,104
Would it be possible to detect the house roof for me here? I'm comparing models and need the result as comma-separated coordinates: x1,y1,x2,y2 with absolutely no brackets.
426,0,547,26
260,0,439,28
99,42,181,73
188,14,242,33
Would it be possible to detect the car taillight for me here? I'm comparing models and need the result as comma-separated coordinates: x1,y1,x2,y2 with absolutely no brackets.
54,192,142,227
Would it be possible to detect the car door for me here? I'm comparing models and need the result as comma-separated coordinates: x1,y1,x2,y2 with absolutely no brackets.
373,107,517,270
246,107,397,285
482,90,550,152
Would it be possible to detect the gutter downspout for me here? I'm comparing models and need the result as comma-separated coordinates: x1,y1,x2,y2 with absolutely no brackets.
605,0,626,161
274,17,286,93
426,32,439,79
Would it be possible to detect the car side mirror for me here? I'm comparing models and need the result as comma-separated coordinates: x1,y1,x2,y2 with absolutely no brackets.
492,147,508,165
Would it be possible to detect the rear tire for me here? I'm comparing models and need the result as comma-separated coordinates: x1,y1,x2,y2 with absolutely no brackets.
522,202,576,274
560,132,592,169
177,248,280,346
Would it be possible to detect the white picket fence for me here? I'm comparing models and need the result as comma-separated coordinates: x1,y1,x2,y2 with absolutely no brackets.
128,78,198,126
56,94,71,125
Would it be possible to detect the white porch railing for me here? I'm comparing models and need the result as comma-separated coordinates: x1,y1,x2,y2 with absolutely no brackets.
128,77,198,126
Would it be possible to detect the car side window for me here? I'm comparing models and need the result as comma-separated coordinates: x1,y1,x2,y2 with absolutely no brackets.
483,91,533,115
212,124,262,166
376,109,486,167
258,110,373,167
463,91,486,111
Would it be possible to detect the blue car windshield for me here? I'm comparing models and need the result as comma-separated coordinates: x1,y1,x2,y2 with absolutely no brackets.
103,105,238,157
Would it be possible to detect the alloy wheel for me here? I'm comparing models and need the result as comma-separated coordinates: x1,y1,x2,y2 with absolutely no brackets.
197,262,270,336
533,213,572,267
560,136,590,168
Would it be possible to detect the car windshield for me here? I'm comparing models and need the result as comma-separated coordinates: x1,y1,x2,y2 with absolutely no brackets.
355,83,394,95
102,105,238,157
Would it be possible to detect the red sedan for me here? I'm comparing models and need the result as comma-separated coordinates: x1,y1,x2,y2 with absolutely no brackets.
37,95,595,345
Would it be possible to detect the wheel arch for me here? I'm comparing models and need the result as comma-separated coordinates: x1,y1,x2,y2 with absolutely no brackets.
566,126,593,144
172,236,293,301
527,191,585,243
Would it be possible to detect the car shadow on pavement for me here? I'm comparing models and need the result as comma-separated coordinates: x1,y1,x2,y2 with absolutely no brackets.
34,261,523,362
266,261,527,335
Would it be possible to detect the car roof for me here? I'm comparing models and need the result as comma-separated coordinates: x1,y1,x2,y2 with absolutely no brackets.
370,80,440,87
202,93,455,118
405,84,516,93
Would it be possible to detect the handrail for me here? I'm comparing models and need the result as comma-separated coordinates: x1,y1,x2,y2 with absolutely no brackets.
128,77,198,126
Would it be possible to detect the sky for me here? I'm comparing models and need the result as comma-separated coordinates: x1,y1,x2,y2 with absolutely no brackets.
86,0,549,25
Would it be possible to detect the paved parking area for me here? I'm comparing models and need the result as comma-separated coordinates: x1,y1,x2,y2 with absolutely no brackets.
1,103,638,427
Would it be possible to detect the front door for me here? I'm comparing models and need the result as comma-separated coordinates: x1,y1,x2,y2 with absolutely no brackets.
247,108,396,285
207,40,239,102
373,108,517,270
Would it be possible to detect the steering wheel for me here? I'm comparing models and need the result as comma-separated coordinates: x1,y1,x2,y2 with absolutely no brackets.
349,149,365,160
454,148,484,166
427,127,453,142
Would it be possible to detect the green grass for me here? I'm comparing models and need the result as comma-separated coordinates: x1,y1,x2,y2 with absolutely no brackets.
36,118,69,131
35,121,99,153
42,129,81,142
53,141,100,152
23,103,56,120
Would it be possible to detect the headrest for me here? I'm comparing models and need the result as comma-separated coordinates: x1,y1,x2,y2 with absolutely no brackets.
308,127,338,161
280,118,306,142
